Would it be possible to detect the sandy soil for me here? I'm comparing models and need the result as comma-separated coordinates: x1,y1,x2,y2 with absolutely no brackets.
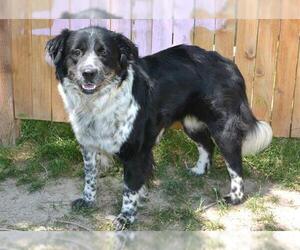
0,176,299,231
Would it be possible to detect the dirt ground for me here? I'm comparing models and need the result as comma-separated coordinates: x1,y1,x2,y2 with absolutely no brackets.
0,174,299,231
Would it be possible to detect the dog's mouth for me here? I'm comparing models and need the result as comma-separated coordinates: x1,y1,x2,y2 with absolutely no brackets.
80,83,98,94
81,83,97,91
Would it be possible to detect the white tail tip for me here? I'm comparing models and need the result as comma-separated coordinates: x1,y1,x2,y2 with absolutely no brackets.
242,121,273,156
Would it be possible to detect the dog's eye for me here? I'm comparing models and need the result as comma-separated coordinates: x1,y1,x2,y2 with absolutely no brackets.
96,47,106,56
71,49,82,57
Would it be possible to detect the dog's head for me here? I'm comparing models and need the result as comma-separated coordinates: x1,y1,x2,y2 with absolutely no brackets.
46,27,138,94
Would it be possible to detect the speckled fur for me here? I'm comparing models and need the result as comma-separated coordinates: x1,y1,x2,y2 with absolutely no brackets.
59,66,139,155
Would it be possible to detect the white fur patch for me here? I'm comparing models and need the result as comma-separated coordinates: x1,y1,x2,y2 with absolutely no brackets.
183,116,206,133
59,66,139,154
230,176,244,200
190,145,210,175
242,121,273,156
155,129,165,144
226,162,244,202
80,51,99,71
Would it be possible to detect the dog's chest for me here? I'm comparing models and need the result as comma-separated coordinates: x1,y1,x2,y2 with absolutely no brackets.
59,83,139,154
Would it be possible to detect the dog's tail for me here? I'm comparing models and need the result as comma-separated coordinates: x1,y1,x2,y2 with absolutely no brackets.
242,120,273,156
240,102,273,156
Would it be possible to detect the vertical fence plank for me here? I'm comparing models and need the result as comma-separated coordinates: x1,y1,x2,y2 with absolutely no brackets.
110,0,131,38
152,0,173,53
131,0,153,56
214,18,236,59
235,0,258,105
173,0,195,46
11,20,33,119
152,19,173,53
0,20,20,145
252,20,280,122
214,0,236,59
70,0,91,31
173,19,195,46
31,19,52,121
252,0,281,122
132,20,152,57
50,19,70,122
69,0,87,14
291,29,300,137
90,0,111,14
272,20,300,137
110,19,131,38
90,1,111,29
193,19,215,51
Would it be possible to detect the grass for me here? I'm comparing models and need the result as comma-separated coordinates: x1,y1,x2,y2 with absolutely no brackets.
0,120,83,191
244,137,300,190
0,120,299,192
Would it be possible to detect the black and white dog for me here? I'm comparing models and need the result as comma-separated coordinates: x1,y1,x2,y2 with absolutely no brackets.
46,26,272,230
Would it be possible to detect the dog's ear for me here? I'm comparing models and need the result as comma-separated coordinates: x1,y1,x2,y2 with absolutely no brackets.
45,29,71,67
114,33,139,65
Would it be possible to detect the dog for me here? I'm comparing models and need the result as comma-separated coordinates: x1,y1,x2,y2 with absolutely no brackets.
46,26,273,230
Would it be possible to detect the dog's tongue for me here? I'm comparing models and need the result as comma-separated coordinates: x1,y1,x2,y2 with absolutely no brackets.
81,83,96,91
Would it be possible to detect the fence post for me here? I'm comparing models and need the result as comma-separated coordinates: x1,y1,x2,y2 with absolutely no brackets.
0,19,20,146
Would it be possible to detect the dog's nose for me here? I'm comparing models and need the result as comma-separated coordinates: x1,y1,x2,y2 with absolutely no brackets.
82,69,97,82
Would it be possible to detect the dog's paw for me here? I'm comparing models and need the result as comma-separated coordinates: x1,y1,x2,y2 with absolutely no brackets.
223,194,243,205
71,198,95,211
113,214,130,231
189,166,206,176
188,163,210,176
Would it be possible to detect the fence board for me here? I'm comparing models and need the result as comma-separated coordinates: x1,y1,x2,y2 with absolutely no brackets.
110,19,131,39
31,19,52,121
11,20,33,119
292,36,300,137
173,19,194,46
110,0,131,19
214,0,236,58
110,0,131,37
50,19,69,122
152,20,173,54
193,19,215,51
235,19,258,105
5,3,300,138
215,19,236,59
252,20,280,122
0,20,20,145
234,0,258,105
272,20,300,137
132,20,152,57
252,0,281,122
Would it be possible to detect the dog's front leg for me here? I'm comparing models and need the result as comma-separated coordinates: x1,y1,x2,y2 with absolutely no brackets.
113,152,153,230
72,147,97,209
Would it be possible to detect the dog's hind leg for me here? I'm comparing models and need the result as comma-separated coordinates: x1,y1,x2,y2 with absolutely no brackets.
210,122,244,205
114,151,153,230
182,116,215,175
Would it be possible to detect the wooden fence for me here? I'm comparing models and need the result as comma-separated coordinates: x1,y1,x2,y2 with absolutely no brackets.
0,0,300,143
7,17,300,140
